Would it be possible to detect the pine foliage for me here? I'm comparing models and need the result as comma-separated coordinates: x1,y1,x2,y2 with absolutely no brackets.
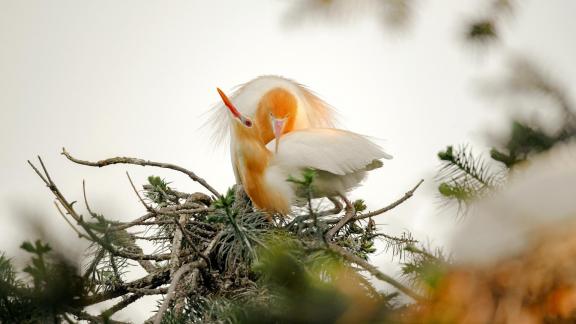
5,153,427,323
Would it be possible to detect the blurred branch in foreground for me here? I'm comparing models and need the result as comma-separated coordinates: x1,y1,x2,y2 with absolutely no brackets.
464,0,515,43
283,0,415,30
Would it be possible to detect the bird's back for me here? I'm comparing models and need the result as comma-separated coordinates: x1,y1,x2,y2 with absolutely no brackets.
264,128,392,198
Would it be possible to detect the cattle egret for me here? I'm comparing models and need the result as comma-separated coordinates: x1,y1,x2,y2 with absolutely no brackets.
209,76,337,182
217,88,392,215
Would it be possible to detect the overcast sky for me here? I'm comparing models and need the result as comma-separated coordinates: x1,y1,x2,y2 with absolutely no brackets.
1,0,575,321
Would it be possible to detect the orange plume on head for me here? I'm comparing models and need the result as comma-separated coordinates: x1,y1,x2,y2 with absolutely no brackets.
261,88,298,119
255,88,298,145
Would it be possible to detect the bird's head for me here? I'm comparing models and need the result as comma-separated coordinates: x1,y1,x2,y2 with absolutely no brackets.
256,88,297,153
217,88,254,130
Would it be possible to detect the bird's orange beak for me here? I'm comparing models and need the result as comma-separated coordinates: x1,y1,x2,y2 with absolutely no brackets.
272,117,286,153
217,88,241,119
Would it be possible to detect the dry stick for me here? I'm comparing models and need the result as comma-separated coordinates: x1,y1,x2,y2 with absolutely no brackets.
116,227,158,273
126,171,154,212
82,180,98,217
112,213,156,231
174,268,199,314
133,235,173,241
61,147,222,198
328,244,424,302
100,293,145,319
29,158,104,243
152,262,199,324
28,158,185,262
175,232,222,314
323,179,424,225
354,179,424,221
127,287,169,295
81,269,170,306
152,231,223,324
170,214,186,276
51,169,175,316
85,178,157,273
157,203,212,213
54,201,88,239
176,221,212,265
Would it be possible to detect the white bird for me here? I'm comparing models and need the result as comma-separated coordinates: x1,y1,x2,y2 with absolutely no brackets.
208,75,337,183
216,88,392,215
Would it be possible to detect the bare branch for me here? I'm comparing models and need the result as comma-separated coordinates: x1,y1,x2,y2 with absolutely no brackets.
81,269,170,306
54,201,89,240
100,293,144,319
112,213,156,231
350,179,424,222
126,287,169,295
153,261,202,324
62,147,221,198
27,159,49,185
126,171,154,212
176,221,212,266
170,214,186,276
174,267,200,314
82,180,98,218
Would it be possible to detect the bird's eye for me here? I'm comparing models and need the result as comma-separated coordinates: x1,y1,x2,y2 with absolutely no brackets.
244,119,253,127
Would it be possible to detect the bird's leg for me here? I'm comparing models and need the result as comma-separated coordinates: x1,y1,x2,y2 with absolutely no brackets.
339,194,354,215
324,194,356,241
283,197,343,230
310,197,343,218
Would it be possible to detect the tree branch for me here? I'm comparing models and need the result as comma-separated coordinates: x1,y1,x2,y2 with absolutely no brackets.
80,269,170,306
337,179,424,222
61,147,221,198
152,261,202,324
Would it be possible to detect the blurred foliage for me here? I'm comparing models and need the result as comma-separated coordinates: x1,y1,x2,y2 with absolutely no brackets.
405,223,576,323
283,0,415,30
436,59,576,213
436,145,504,215
466,19,497,42
0,242,85,323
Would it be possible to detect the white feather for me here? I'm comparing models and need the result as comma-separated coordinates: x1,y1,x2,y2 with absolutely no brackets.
267,128,392,175
264,128,392,198
206,75,338,146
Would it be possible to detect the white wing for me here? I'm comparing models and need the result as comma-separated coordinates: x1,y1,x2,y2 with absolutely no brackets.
204,75,338,146
267,128,392,176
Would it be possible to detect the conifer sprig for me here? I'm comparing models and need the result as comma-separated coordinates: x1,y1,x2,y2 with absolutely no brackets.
436,145,504,214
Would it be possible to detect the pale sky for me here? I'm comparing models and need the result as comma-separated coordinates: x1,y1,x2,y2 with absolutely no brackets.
1,0,575,321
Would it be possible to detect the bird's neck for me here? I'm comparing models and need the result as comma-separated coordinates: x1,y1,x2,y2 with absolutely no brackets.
233,123,271,182
232,124,289,214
